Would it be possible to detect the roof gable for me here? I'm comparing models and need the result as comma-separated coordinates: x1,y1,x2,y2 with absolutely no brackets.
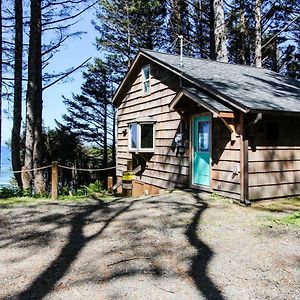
113,49,300,113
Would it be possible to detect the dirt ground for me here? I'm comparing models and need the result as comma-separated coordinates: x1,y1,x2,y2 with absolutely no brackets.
0,191,299,300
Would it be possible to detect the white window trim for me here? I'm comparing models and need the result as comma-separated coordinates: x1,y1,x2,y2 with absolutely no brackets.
142,65,151,95
128,122,155,152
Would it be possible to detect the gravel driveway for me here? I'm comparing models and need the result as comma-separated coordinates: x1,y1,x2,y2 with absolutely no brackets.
0,191,299,300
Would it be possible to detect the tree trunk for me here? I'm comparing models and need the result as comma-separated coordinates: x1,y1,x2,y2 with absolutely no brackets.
0,0,2,170
213,0,228,62
103,101,108,168
12,0,23,188
271,37,278,72
112,105,116,168
209,0,216,60
196,0,205,58
239,0,246,64
254,0,262,67
125,1,131,68
24,0,45,194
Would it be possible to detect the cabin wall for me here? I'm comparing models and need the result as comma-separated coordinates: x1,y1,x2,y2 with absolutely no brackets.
248,115,300,200
117,63,189,192
211,118,241,199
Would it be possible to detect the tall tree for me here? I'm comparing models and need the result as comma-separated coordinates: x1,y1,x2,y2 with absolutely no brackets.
213,0,228,62
254,0,262,67
95,0,166,78
167,0,192,54
190,0,211,58
23,0,44,194
59,58,115,167
0,0,2,168
12,0,23,188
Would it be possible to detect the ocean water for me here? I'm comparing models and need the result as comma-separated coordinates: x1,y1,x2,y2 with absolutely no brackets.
0,146,13,186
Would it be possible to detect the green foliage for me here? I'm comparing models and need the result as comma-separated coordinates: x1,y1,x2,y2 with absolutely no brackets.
95,0,167,77
273,211,300,226
59,59,114,147
0,197,46,207
0,187,22,199
87,180,105,194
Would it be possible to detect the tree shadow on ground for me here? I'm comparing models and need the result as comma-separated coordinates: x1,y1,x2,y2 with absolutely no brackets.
187,193,224,299
14,199,135,300
4,193,224,299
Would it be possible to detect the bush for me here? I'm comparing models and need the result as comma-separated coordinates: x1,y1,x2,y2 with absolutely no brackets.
0,186,22,198
87,180,104,194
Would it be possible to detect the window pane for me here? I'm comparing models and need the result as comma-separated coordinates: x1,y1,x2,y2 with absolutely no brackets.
143,66,150,80
198,121,210,152
140,124,153,149
130,123,137,149
143,80,150,93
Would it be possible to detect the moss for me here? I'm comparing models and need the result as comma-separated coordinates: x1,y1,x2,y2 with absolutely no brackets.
273,210,300,226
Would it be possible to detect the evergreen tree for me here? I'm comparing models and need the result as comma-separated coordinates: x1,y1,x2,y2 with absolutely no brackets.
11,0,23,188
254,0,262,67
226,0,253,64
23,0,44,194
59,58,115,167
190,0,211,58
95,0,167,78
167,0,192,54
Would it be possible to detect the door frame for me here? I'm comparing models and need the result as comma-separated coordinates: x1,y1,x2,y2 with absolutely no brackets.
189,113,212,191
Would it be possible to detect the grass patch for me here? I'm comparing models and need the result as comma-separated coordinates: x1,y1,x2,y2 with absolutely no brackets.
252,197,300,212
0,197,49,207
273,210,300,226
0,193,116,207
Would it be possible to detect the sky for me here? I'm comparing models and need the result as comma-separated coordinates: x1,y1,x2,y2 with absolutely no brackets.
2,7,100,145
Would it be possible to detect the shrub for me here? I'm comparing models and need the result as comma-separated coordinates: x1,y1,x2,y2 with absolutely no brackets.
0,186,22,198
87,180,104,194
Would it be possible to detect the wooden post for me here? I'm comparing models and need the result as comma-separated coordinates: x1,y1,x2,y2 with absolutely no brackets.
21,166,30,191
239,114,250,205
107,176,113,193
51,161,58,200
127,160,132,172
122,160,133,197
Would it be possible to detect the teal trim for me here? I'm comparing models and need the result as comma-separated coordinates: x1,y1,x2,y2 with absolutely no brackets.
192,115,211,187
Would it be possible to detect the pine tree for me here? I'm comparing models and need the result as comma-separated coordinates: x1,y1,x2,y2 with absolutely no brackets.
167,0,192,54
254,0,262,67
190,0,211,58
11,0,23,188
95,0,166,77
23,0,44,194
213,0,228,62
59,58,115,167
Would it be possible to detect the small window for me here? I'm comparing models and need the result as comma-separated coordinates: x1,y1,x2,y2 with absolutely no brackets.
142,65,151,94
129,122,155,152
130,123,138,149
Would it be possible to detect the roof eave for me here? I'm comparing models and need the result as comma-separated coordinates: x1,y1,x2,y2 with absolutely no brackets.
112,51,143,107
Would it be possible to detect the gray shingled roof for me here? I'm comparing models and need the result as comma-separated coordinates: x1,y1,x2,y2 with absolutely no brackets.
141,49,300,113
171,87,233,114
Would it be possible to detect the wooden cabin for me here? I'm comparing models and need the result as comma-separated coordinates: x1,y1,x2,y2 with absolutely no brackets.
112,49,300,203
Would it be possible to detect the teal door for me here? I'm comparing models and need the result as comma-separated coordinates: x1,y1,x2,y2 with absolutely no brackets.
192,115,211,186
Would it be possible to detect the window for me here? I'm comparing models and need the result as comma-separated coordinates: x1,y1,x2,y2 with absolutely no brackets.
129,122,155,152
142,65,151,94
198,121,210,152
129,123,138,149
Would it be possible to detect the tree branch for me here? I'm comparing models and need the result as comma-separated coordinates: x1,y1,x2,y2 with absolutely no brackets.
43,57,91,90
262,14,300,50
